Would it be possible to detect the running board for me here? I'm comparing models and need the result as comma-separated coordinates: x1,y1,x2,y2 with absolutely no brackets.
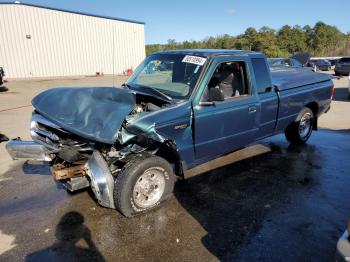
184,144,271,179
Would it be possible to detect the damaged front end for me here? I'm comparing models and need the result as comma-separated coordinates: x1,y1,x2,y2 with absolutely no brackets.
6,140,55,161
6,86,184,210
7,112,92,191
6,111,124,209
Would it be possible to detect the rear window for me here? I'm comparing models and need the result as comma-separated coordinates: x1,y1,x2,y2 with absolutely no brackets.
252,58,272,94
339,58,350,63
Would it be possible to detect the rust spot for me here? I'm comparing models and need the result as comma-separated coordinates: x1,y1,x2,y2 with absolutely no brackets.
51,164,87,181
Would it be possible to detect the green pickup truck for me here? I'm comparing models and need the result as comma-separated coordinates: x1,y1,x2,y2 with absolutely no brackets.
6,49,333,217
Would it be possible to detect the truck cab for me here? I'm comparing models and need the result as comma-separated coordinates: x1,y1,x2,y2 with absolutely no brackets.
190,51,276,162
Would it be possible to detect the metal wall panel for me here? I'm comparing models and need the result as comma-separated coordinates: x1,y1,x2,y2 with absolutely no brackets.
0,4,145,78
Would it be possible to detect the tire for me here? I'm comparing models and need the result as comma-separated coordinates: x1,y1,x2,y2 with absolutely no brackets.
335,72,340,76
285,107,314,144
113,153,175,217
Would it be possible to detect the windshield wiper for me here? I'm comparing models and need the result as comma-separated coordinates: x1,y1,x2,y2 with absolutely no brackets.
122,83,131,88
146,86,173,102
134,84,173,102
124,83,173,102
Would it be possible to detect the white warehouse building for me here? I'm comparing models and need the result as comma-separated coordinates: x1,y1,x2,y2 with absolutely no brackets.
0,2,146,78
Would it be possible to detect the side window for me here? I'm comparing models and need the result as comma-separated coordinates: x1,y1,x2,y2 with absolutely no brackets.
251,58,272,94
203,61,250,101
284,59,292,66
292,59,302,67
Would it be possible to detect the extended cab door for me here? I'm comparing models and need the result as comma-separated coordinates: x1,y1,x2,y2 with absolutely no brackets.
250,57,278,139
192,56,260,162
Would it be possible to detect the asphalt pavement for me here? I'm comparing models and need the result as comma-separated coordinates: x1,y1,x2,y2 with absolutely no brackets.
0,74,349,262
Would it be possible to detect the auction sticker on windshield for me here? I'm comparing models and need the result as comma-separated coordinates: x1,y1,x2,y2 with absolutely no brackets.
182,55,207,66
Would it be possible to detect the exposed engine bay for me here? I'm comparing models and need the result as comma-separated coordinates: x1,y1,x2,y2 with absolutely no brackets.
130,99,162,114
9,89,175,208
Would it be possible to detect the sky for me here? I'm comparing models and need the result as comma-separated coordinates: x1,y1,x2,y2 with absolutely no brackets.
1,0,349,44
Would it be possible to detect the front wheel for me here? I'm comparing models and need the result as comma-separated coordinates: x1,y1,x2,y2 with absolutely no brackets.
113,153,175,217
285,107,314,144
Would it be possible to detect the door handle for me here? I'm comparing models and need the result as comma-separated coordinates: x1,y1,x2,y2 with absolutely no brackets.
248,106,257,113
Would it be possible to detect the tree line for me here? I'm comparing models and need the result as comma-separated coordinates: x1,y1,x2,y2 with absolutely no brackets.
146,22,350,58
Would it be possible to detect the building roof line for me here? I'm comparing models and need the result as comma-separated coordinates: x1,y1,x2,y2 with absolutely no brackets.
0,2,145,25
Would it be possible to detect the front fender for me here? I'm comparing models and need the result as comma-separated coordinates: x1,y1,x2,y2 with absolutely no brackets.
121,101,196,168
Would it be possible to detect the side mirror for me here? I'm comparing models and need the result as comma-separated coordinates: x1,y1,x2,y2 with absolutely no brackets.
209,88,225,102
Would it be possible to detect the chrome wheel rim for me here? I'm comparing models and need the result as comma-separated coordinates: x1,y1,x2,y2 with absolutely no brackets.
298,112,312,138
133,168,166,208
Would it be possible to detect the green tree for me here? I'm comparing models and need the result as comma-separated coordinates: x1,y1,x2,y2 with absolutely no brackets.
254,27,279,56
145,22,349,57
277,25,307,55
312,22,344,56
166,39,177,50
244,27,258,50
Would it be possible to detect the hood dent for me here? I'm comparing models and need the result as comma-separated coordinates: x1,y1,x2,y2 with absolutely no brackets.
32,87,136,144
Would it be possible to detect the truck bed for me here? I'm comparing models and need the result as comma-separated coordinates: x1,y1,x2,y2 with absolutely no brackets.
271,69,332,90
271,68,333,134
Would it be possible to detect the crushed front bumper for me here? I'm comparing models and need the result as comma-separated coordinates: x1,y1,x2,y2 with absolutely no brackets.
6,140,115,209
85,151,115,209
6,140,55,161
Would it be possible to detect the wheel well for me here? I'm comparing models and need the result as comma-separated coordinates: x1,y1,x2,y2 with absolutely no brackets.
305,102,319,130
155,140,184,179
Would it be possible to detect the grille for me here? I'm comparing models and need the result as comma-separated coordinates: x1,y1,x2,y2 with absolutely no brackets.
30,114,64,151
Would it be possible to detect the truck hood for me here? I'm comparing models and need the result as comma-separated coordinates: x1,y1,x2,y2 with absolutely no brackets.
32,87,136,144
290,52,310,65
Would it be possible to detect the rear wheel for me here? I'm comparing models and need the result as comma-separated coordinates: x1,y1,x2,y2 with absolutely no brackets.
285,107,314,144
113,153,175,217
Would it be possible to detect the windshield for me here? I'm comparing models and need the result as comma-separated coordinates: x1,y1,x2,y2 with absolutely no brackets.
268,59,292,67
291,59,302,67
268,59,283,66
339,58,350,63
126,53,207,99
316,60,329,65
